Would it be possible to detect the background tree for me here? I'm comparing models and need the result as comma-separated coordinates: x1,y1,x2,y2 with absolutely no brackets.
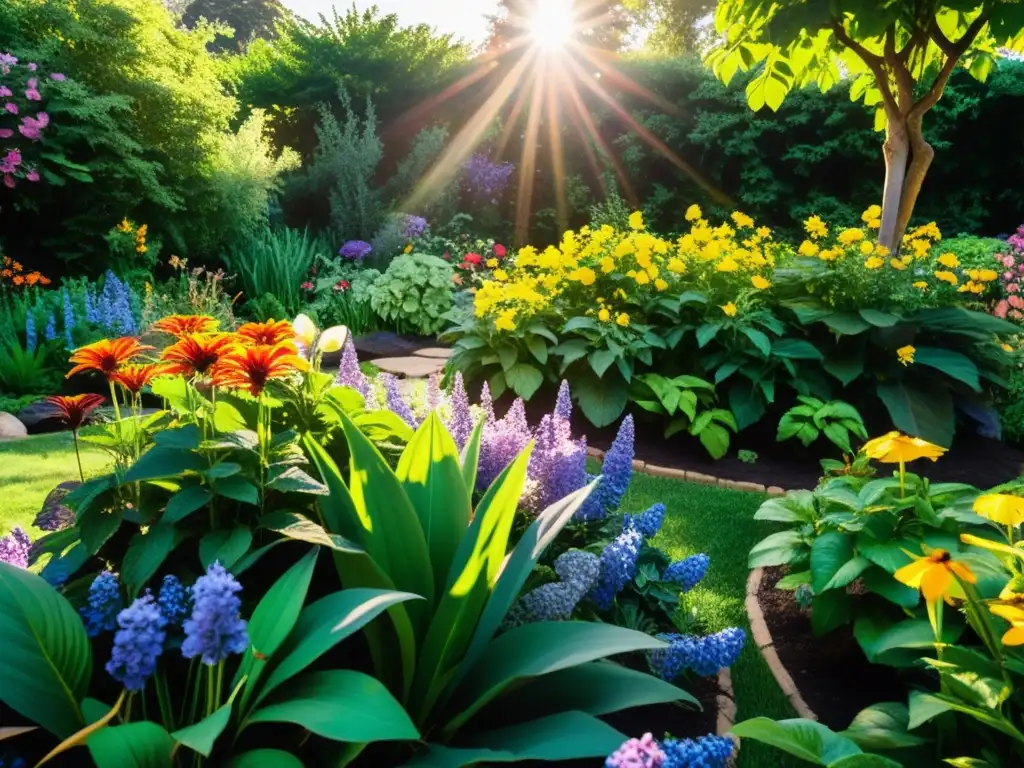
182,0,289,52
705,1,1024,248
622,0,717,53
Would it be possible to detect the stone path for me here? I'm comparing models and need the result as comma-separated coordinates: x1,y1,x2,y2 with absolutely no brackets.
353,332,453,379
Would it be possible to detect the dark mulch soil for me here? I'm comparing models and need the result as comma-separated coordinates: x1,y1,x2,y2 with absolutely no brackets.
758,566,906,731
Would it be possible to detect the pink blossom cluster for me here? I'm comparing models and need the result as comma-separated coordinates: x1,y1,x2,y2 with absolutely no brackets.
993,225,1024,322
0,52,65,188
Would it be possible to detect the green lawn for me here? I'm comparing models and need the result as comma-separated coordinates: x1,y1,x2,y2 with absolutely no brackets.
0,431,799,766
0,429,110,536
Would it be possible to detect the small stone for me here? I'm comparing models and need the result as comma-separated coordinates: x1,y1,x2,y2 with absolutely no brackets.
684,470,718,485
766,486,786,496
645,464,688,480
412,347,453,359
0,412,28,440
372,356,446,379
585,446,605,459
721,480,766,493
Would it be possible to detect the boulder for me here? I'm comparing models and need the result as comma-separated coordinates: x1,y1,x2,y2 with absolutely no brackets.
373,356,447,379
16,399,64,434
0,411,28,440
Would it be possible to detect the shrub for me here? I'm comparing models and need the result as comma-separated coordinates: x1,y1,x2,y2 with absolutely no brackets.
222,227,329,317
369,252,454,335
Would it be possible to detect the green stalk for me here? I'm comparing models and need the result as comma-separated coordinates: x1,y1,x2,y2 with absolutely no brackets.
72,430,85,483
215,661,224,712
207,664,215,718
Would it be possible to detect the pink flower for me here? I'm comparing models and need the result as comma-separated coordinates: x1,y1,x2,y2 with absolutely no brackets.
1008,282,1020,293
494,243,507,258
4,103,18,115
2,174,13,189
0,86,11,98
1013,310,1023,320
26,169,39,182
1004,255,1016,268
0,128,12,139
27,63,37,72
25,89,41,101
300,281,314,291
995,300,1009,318
0,149,21,174
1009,295,1024,310
49,73,66,82
35,112,49,127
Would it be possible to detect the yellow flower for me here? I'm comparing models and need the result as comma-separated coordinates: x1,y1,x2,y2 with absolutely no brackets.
798,240,819,257
716,256,739,272
600,256,615,273
977,269,999,282
937,252,960,269
865,218,881,229
838,228,866,246
897,345,915,366
859,241,874,256
934,270,958,286
117,218,133,233
404,243,414,254
757,226,771,239
989,604,1024,646
616,312,630,327
634,270,650,286
1002,343,1014,353
875,243,890,256
646,264,659,279
667,257,685,274
861,205,882,223
910,239,931,258
751,275,771,290
862,431,946,464
629,211,645,231
818,249,838,262
721,302,737,317
890,259,907,271
804,215,828,239
654,278,669,291
685,204,702,222
731,211,754,229
569,267,596,286
494,309,517,332
974,494,1024,526
486,258,498,268
864,256,884,269
913,281,928,289
598,307,611,322
894,547,976,604
493,269,508,281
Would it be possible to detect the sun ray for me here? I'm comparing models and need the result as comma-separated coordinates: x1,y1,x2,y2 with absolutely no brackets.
515,64,548,243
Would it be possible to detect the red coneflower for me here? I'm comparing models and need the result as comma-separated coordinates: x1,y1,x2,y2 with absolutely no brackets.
211,342,307,397
236,320,295,347
67,338,154,380
111,363,169,394
46,394,105,481
161,333,238,377
150,314,219,338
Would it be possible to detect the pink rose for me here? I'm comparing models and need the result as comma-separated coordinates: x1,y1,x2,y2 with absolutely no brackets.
1006,272,1015,282
49,73,66,82
996,300,1010,318
0,86,11,98
27,63,37,72
26,169,39,182
25,89,41,101
1009,295,1024,309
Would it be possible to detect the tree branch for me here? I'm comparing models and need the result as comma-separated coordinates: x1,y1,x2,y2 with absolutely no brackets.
884,25,915,109
914,8,991,116
831,21,902,117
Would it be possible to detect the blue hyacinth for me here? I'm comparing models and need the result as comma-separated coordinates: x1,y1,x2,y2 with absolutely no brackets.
43,313,56,342
648,627,746,680
624,502,666,539
663,554,710,593
106,593,167,691
661,735,734,768
554,549,601,594
588,527,643,610
506,549,600,627
554,379,572,423
158,575,189,626
62,288,75,347
577,415,634,522
81,571,124,637
99,271,136,335
182,562,249,665
24,312,36,353
84,288,99,324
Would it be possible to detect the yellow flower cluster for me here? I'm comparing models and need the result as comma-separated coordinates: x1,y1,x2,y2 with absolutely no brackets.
473,207,779,333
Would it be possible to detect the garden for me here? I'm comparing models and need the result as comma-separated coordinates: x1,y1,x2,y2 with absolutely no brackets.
1,0,1023,766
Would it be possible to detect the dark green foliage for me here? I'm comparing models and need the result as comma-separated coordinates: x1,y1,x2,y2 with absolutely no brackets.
941,234,1006,272
999,365,1024,444
182,0,289,52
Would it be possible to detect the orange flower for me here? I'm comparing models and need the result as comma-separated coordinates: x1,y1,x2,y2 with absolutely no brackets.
161,333,238,377
45,394,106,430
39,275,51,285
211,342,307,396
25,272,39,286
12,275,24,286
111,363,169,394
151,315,219,338
236,320,295,347
67,338,154,379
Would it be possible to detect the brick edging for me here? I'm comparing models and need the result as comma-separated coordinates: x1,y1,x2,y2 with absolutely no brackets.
584,447,786,496
716,667,740,763
744,567,817,720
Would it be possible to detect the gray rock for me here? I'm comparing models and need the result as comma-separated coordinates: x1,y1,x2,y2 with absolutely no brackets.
354,332,430,360
0,412,28,440
413,347,453,360
373,356,447,379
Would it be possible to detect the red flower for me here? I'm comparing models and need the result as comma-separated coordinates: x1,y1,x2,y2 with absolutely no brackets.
301,281,315,291
211,342,308,396
493,244,507,258
161,333,238,377
443,251,451,261
310,266,318,275
151,315,219,338
333,280,350,292
237,320,294,347
46,394,106,430
67,338,154,380
111,363,169,394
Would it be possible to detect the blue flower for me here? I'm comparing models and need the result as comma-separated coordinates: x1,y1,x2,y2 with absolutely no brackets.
506,550,600,627
606,733,665,768
554,549,601,595
62,288,75,347
24,312,36,353
624,502,666,539
663,554,710,593
577,415,634,521
43,313,57,342
182,562,249,665
106,592,166,691
99,271,136,335
339,240,372,261
588,527,643,610
554,380,572,423
647,628,746,680
81,571,124,637
84,288,99,324
158,575,189,626
402,214,428,239
661,734,734,768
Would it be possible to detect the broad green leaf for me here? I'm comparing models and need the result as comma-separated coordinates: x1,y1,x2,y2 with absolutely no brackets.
86,722,174,768
248,670,418,743
860,567,919,608
163,485,213,524
755,491,816,523
152,425,202,450
446,622,666,734
200,526,253,570
858,309,900,327
822,313,871,335
459,417,485,494
173,680,244,757
214,476,260,506
504,363,544,399
696,322,722,348
824,556,871,591
124,447,204,483
841,702,928,750
79,504,123,555
397,413,471,600
876,380,954,448
122,524,176,598
729,383,765,431
0,564,91,738
589,348,617,377
302,433,370,549
741,327,772,356
266,467,328,495
699,423,732,460
775,571,811,590
260,512,363,554
227,750,305,768
729,717,862,764
913,347,981,391
772,338,823,360
574,372,629,427
810,532,855,592
748,530,807,568
823,353,865,386
811,590,851,636
256,589,422,706
926,645,1010,709
869,619,962,665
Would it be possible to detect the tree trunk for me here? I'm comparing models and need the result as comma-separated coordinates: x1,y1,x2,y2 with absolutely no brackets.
878,118,910,252
893,113,935,246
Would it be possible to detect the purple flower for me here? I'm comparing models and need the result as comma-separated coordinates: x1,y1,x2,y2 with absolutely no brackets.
402,215,427,239
106,593,166,691
336,338,373,402
526,413,587,511
555,379,572,423
0,149,20,174
663,554,710,593
0,86,11,98
0,527,32,569
606,733,665,768
81,571,123,637
577,415,634,521
339,240,372,261
158,575,189,626
648,628,746,680
50,73,66,81
477,403,532,490
4,102,18,115
44,313,57,342
0,53,17,74
182,562,249,665
447,371,473,450
427,373,442,412
380,373,418,428
623,503,665,539
588,527,642,610
661,735,733,768
506,550,599,627
463,154,515,202
479,381,495,424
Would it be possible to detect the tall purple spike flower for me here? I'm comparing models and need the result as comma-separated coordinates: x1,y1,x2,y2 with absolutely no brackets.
577,415,634,521
336,338,372,402
447,371,473,450
479,381,495,424
555,380,572,423
380,373,418,428
426,373,442,412
505,398,528,435
477,405,532,491
181,562,249,665
106,592,166,691
0,526,31,568
588,527,642,610
526,414,587,511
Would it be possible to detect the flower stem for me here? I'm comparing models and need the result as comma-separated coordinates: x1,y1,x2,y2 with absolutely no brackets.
72,430,85,483
206,664,215,718
215,661,224,712
899,459,906,498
